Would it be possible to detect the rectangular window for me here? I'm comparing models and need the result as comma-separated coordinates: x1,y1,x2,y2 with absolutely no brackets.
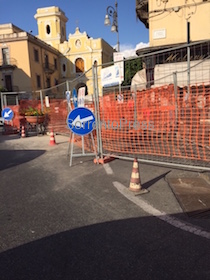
46,77,50,88
54,58,57,70
34,49,39,62
54,78,58,85
36,75,41,88
5,74,12,91
44,54,49,68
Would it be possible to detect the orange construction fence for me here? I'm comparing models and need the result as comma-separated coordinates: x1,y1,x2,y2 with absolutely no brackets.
100,84,210,167
3,83,210,168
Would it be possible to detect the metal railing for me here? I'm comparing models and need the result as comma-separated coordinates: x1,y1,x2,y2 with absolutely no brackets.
0,58,17,68
42,62,55,74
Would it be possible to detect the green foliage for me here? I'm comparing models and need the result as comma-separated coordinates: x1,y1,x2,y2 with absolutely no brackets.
20,107,45,116
122,57,143,86
0,85,8,92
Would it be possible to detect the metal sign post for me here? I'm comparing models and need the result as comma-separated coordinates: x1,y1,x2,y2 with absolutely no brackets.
66,107,97,166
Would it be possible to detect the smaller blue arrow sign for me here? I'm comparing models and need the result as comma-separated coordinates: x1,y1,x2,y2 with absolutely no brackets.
2,107,14,121
72,88,78,108
67,107,95,136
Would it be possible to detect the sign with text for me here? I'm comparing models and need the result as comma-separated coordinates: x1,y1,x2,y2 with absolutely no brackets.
117,93,124,103
101,65,120,87
67,107,95,136
78,87,85,107
113,52,124,83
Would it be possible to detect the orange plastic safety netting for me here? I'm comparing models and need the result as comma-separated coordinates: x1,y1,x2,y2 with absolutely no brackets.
6,84,210,168
99,84,210,167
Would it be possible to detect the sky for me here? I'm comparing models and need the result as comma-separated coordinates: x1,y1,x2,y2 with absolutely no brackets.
0,0,149,57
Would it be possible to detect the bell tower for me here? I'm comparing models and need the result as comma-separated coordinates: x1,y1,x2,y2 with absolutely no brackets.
34,6,68,49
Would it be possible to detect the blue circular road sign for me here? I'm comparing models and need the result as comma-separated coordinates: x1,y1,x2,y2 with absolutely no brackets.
2,107,14,121
67,107,95,136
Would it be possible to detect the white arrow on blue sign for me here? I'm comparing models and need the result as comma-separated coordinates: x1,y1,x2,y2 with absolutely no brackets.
2,107,14,121
67,107,95,136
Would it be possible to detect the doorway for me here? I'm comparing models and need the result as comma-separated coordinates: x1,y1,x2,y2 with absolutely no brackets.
5,75,13,92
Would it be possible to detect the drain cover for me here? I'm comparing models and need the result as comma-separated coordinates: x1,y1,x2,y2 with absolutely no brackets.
167,177,210,218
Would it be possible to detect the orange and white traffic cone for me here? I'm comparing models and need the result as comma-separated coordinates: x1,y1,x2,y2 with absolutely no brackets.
129,158,148,195
49,129,56,146
21,125,26,138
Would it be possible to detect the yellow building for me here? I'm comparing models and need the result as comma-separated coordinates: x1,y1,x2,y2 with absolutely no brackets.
0,23,60,92
34,6,68,50
34,6,114,95
0,6,114,97
59,26,114,95
136,0,210,47
148,0,210,47
135,0,210,88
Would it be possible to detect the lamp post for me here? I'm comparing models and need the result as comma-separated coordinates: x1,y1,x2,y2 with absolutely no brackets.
187,20,190,95
104,1,120,52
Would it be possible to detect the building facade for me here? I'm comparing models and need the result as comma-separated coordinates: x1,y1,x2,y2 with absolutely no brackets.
0,23,60,93
34,6,114,95
136,0,210,47
135,0,210,88
0,6,114,96
148,0,210,47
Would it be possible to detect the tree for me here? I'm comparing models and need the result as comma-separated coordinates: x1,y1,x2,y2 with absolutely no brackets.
122,56,143,86
0,85,8,92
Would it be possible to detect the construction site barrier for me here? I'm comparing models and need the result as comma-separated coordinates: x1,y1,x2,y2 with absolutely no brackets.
2,83,210,169
99,84,210,168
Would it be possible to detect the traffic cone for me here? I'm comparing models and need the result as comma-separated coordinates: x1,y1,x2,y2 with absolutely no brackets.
129,158,148,195
49,129,56,146
21,125,26,138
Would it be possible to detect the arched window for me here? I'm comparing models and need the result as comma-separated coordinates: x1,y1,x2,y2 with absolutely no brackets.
46,24,51,34
75,58,84,73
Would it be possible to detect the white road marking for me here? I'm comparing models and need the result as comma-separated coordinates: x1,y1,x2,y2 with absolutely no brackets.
198,199,206,207
103,163,114,175
113,181,210,240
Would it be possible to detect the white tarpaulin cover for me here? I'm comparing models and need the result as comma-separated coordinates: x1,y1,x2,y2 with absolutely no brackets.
154,59,210,87
131,59,210,90
131,68,147,91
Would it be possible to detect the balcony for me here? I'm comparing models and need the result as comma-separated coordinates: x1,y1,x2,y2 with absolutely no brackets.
136,0,149,28
42,62,55,74
0,58,17,70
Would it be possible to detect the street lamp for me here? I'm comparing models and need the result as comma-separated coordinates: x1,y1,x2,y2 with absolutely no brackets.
104,1,120,52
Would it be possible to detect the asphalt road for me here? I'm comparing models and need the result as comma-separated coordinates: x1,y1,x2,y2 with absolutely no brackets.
0,134,210,280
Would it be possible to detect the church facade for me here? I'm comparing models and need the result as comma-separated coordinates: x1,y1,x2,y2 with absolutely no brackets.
0,6,114,95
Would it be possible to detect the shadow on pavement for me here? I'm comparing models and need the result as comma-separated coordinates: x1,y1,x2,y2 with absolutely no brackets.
0,134,20,143
0,216,209,280
0,150,46,171
142,171,171,189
